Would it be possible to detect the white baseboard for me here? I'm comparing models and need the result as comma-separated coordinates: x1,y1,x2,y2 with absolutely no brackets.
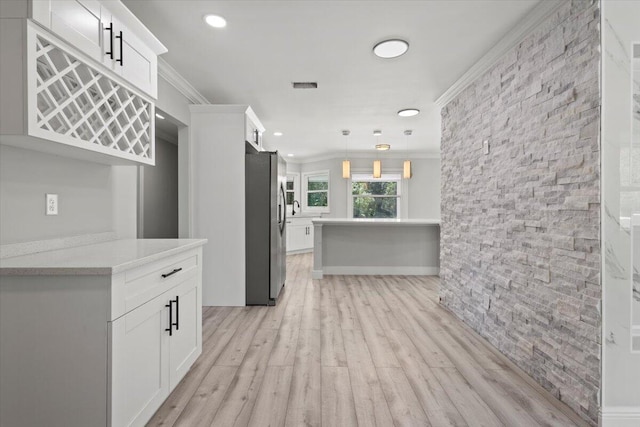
322,266,439,276
312,270,323,280
600,407,640,426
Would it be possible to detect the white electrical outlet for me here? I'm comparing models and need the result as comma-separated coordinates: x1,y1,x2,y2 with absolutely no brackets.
46,194,58,215
483,140,490,155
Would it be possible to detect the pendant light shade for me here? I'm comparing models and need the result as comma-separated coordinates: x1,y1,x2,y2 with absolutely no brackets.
373,160,382,178
404,129,413,180
342,130,351,179
342,159,351,179
403,160,412,179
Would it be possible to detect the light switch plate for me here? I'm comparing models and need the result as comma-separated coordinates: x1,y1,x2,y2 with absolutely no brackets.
46,194,58,215
483,140,490,155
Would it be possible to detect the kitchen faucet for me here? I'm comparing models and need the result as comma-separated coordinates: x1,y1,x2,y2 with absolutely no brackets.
292,200,300,216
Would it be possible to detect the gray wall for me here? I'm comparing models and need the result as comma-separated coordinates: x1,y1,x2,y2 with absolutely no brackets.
291,156,441,219
140,136,178,238
0,75,194,247
439,1,600,424
0,145,113,244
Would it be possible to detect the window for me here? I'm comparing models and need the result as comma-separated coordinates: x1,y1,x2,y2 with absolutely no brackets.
302,171,330,213
286,179,295,205
350,173,402,218
285,173,300,215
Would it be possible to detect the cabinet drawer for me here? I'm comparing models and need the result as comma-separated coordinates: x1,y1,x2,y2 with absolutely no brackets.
124,253,198,314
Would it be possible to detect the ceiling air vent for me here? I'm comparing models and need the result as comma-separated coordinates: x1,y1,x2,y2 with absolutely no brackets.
292,82,318,89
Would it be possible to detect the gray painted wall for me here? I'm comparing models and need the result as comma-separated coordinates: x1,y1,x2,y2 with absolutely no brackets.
141,137,179,238
0,145,113,244
0,76,194,246
439,1,600,424
290,156,441,219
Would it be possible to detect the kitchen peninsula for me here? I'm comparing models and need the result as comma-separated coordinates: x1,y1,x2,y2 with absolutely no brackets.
311,218,440,279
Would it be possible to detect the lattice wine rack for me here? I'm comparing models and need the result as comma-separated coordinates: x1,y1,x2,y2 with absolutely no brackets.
32,34,154,164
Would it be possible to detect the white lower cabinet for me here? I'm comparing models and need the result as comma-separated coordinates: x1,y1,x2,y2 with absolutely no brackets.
0,241,205,427
168,278,201,388
111,289,170,427
111,276,200,426
287,217,316,253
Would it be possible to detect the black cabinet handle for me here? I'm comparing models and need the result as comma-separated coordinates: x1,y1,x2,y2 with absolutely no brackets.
104,23,113,59
162,267,182,278
165,301,173,336
115,30,123,65
173,295,179,331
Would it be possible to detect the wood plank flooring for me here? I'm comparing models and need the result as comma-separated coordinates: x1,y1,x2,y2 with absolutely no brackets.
148,253,588,427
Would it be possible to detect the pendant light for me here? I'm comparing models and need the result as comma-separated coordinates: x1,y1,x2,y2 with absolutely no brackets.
403,130,412,179
373,159,382,178
373,130,382,178
342,130,351,179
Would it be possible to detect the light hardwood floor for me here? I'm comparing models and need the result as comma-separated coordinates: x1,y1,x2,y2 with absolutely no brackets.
148,253,588,427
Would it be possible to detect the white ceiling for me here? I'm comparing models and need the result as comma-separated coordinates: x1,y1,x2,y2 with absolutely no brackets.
124,0,540,160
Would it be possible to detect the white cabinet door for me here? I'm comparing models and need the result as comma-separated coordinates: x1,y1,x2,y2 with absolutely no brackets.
287,221,308,252
112,15,157,98
111,292,170,427
287,224,306,252
287,219,316,252
304,224,314,249
45,0,104,63
98,10,157,98
168,277,202,389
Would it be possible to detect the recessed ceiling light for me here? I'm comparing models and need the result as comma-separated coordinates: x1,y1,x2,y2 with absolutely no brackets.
373,39,409,59
375,144,391,151
273,131,283,136
204,14,227,28
155,113,165,120
398,108,420,117
287,153,294,157
373,130,383,136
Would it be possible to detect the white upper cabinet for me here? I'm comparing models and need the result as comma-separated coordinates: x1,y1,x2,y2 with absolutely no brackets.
43,0,104,63
29,0,166,98
0,21,156,165
0,0,167,165
100,5,159,98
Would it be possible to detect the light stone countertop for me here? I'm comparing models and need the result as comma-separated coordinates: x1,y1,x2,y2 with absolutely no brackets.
0,239,208,276
311,218,440,226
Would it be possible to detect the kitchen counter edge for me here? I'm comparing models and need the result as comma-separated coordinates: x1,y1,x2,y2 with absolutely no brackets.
311,218,441,226
0,239,208,276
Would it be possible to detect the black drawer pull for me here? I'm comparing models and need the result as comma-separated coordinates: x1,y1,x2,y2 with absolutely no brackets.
162,268,182,278
116,30,123,65
165,301,173,336
173,295,179,331
104,23,114,59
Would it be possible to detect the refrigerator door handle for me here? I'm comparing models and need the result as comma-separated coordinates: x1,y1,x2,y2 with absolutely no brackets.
279,183,286,234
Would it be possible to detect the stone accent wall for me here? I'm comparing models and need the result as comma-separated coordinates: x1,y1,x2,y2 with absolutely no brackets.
439,1,600,423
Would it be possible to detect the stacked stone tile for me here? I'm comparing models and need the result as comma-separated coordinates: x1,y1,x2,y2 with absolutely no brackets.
440,1,600,424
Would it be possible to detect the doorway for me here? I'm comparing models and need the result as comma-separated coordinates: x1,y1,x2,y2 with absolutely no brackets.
137,108,179,238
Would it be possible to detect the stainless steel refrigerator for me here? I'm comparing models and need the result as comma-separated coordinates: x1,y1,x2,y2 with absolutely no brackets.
245,145,287,305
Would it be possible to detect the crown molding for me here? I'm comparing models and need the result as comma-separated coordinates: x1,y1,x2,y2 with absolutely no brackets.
158,57,210,105
434,0,565,109
286,151,440,164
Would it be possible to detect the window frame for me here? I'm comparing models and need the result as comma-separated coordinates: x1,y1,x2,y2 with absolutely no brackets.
302,170,330,213
347,169,408,219
285,172,300,215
